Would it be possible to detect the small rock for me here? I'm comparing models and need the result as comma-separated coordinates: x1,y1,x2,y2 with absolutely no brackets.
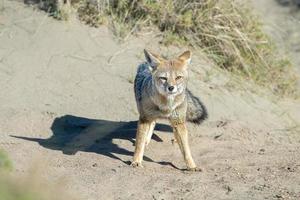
258,148,265,155
275,194,283,199
92,163,98,167
223,185,233,194
287,166,295,172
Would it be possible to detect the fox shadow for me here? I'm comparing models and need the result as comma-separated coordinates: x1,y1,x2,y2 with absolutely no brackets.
12,115,176,167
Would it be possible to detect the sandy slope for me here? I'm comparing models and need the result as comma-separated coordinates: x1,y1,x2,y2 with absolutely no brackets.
0,1,300,199
250,0,300,72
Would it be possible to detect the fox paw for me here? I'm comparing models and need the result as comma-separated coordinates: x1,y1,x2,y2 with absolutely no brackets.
131,161,143,168
187,167,202,172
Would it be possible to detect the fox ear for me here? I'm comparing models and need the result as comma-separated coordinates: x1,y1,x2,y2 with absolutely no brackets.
144,49,161,70
178,50,192,65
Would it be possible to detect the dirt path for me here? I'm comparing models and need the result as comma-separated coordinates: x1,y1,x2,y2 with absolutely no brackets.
1,1,300,199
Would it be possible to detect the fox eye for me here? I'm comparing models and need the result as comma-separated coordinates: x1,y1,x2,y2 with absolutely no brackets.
176,76,183,80
159,77,167,81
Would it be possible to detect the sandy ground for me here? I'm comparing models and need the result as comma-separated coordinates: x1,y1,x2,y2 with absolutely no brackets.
1,1,300,199
251,0,300,72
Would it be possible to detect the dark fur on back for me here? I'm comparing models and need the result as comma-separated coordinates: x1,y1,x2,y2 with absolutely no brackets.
186,89,208,124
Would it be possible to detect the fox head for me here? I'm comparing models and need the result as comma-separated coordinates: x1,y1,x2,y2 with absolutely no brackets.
144,49,191,97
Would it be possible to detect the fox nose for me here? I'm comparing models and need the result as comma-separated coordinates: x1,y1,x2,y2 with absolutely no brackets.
168,86,174,92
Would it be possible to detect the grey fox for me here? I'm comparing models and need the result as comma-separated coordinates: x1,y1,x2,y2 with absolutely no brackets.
132,49,207,171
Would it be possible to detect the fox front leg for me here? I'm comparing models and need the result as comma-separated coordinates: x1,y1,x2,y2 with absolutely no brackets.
171,121,202,171
131,119,153,167
145,121,156,147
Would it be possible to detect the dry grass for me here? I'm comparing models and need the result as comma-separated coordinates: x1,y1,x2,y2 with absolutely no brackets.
47,0,298,97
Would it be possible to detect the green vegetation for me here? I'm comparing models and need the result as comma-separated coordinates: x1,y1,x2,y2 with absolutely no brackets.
0,180,43,200
0,150,72,200
0,150,37,200
0,149,12,171
51,0,298,97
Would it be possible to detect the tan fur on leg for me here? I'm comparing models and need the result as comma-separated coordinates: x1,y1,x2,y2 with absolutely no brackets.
145,121,156,146
131,119,153,167
170,121,201,171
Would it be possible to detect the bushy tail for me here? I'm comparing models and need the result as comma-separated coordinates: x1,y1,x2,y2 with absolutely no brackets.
186,89,208,124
